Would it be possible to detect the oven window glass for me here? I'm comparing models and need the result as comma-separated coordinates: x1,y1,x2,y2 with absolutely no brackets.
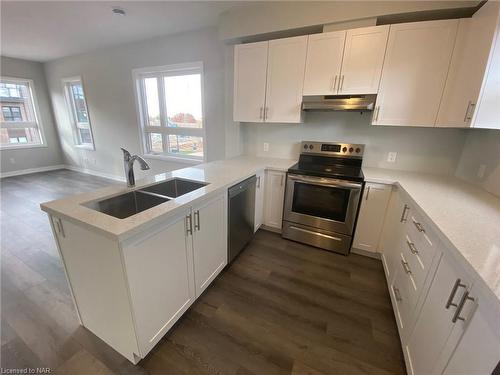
292,182,350,222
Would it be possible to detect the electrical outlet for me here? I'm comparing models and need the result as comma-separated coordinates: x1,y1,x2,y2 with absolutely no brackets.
263,142,269,152
387,152,397,163
478,164,486,179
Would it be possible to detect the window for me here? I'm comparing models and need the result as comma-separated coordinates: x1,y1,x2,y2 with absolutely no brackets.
0,78,44,148
63,77,94,149
134,62,205,162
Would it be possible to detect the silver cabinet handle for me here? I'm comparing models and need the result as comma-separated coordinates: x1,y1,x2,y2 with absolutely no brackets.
55,218,65,238
463,101,476,123
194,210,200,231
186,214,193,236
452,291,475,323
406,240,419,255
401,259,412,274
259,107,263,120
446,278,467,309
264,107,269,120
393,286,402,302
412,219,425,233
400,204,410,223
365,186,371,200
257,176,261,189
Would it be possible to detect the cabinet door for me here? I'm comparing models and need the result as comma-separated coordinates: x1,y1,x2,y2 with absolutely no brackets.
254,170,265,232
437,4,499,128
264,170,286,229
122,210,195,355
442,284,500,375
391,253,418,336
192,193,227,297
405,255,472,375
352,183,391,253
303,31,346,95
340,25,389,95
265,36,307,123
233,41,268,122
373,20,458,127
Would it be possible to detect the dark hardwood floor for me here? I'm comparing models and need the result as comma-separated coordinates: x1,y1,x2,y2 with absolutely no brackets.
1,169,406,374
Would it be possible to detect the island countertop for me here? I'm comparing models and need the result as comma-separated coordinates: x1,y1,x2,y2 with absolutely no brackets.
40,156,296,241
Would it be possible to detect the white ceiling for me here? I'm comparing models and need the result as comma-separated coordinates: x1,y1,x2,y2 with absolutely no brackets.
1,1,244,62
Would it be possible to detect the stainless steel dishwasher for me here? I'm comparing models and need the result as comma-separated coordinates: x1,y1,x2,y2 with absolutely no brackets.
228,175,256,264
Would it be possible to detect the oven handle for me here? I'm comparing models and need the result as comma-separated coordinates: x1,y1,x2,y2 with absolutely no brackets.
288,174,362,190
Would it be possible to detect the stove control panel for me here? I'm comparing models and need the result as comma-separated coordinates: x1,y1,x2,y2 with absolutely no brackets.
301,141,364,158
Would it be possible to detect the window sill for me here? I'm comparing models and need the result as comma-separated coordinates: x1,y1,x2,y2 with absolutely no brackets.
0,143,47,151
75,144,95,151
143,153,204,165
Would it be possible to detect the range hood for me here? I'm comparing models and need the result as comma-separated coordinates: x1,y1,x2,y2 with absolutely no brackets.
302,94,376,112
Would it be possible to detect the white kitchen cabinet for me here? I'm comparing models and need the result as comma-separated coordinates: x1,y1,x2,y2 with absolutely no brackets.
233,41,269,122
192,193,227,297
436,3,500,128
340,25,389,94
373,20,459,127
264,170,286,230
352,183,391,254
303,31,346,95
265,36,308,123
254,170,265,232
122,209,195,356
404,253,474,375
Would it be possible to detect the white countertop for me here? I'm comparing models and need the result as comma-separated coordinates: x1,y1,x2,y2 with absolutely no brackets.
364,167,500,301
40,156,296,241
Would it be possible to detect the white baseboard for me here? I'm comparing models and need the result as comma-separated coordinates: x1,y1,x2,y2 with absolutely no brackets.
63,165,125,182
351,247,381,259
0,164,66,178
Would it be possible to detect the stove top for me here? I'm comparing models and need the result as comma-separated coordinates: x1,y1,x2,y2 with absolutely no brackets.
288,141,365,182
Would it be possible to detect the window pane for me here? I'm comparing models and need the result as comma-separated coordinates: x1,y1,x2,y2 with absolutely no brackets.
79,128,93,144
144,78,160,126
70,83,89,123
167,135,203,158
164,74,202,129
149,133,163,153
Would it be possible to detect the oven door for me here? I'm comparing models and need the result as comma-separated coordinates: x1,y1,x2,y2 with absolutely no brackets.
284,174,362,235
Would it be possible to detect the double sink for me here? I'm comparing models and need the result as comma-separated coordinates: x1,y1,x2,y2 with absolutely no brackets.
84,178,208,219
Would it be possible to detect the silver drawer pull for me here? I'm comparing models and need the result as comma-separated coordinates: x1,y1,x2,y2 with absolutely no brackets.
445,278,466,309
393,286,402,302
412,219,425,233
452,291,475,323
406,240,419,255
186,214,193,236
401,259,412,275
289,225,342,242
400,204,410,223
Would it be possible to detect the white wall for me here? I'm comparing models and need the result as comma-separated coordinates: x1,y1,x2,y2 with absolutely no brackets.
0,56,63,174
455,129,500,197
44,27,235,180
242,111,467,175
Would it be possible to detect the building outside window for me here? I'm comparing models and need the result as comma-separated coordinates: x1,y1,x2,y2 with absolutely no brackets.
0,78,44,148
133,62,205,162
63,77,94,149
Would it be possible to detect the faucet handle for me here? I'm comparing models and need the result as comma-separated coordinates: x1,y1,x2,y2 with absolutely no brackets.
121,148,131,161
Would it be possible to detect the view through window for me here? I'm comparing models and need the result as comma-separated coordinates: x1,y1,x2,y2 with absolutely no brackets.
0,78,43,148
63,77,94,148
136,63,204,161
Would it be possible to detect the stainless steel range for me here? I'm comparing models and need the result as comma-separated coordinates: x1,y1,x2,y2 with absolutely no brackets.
282,141,365,255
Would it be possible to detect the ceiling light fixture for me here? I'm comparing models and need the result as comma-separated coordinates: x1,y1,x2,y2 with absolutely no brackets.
112,7,126,16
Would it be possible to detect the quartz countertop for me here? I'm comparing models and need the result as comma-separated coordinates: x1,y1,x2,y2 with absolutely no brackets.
40,156,296,241
363,167,500,301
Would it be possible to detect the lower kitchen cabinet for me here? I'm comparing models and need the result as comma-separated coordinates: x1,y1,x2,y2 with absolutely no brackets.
122,209,196,356
352,182,391,254
264,170,286,230
192,193,228,297
254,169,265,232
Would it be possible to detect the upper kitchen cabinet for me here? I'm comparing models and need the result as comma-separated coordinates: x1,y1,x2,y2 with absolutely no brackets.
340,25,389,94
303,31,346,95
373,19,459,127
436,2,500,128
265,36,308,123
233,41,269,122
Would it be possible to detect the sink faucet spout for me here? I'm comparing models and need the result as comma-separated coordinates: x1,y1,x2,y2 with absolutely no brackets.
121,148,150,187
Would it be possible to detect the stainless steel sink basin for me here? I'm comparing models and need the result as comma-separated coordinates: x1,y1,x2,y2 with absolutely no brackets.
140,178,208,198
84,191,169,219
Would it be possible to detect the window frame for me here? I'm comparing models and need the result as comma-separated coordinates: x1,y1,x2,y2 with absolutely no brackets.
0,76,46,150
132,62,207,164
62,76,95,150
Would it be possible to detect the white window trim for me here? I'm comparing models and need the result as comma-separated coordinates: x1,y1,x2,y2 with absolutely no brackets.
62,76,95,150
0,76,47,150
132,62,207,163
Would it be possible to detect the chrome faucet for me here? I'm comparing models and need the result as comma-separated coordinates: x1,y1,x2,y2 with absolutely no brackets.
121,148,150,187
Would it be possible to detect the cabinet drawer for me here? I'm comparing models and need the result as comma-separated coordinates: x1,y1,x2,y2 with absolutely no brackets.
403,231,437,294
391,252,419,334
406,210,440,270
